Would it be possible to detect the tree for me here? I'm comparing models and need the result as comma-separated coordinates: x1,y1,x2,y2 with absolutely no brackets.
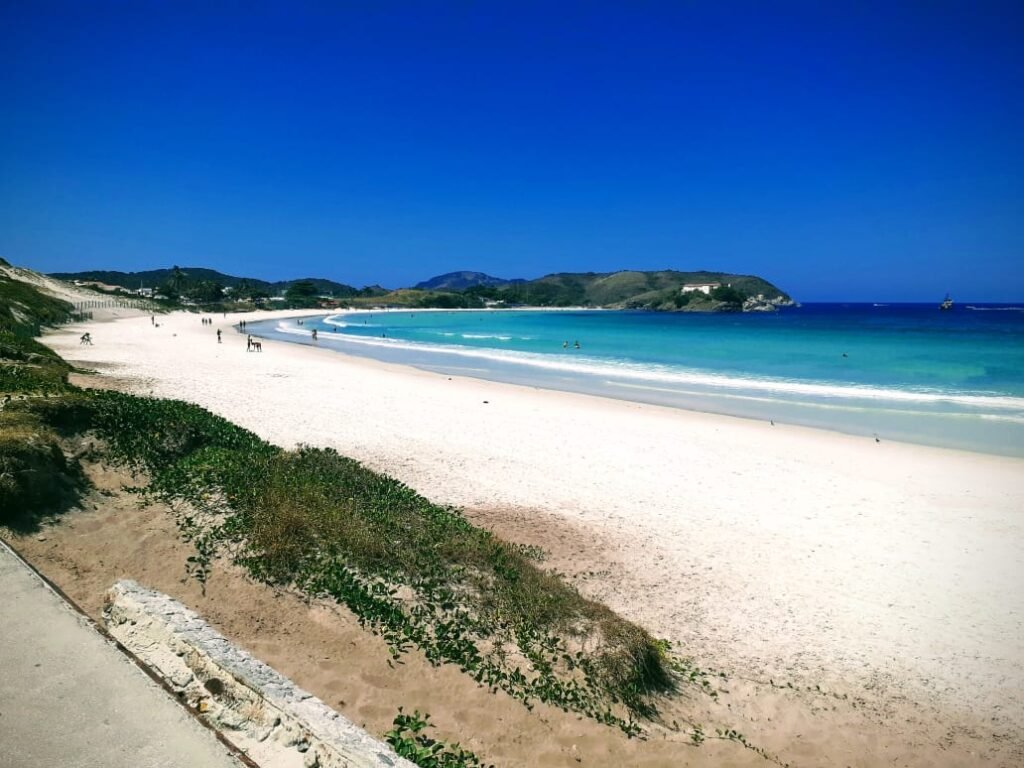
186,280,225,303
710,285,745,304
284,280,320,306
169,265,187,294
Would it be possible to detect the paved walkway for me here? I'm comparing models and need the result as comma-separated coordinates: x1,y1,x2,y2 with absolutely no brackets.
0,541,242,768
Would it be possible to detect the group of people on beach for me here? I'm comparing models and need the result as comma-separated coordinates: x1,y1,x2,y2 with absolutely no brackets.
246,335,262,352
200,317,217,326
79,332,92,345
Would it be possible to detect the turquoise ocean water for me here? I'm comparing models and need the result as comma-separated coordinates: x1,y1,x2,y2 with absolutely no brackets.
249,305,1024,457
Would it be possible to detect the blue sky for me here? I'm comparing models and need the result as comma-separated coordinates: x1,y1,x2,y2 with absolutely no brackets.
1,2,1022,301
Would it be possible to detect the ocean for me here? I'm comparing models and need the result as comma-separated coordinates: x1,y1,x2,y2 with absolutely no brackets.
249,304,1024,457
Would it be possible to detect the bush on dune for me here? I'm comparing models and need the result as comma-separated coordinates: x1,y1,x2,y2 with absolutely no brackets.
24,390,679,731
0,409,86,532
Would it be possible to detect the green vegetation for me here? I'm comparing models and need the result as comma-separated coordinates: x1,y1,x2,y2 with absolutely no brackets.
283,279,321,306
49,265,384,307
346,288,486,310
386,710,493,768
0,266,73,393
0,266,86,530
21,389,673,731
0,408,85,532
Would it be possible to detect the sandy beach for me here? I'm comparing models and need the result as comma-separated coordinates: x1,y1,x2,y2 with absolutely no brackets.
34,308,1024,765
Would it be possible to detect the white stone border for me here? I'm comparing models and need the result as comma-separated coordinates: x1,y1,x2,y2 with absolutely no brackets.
104,580,417,768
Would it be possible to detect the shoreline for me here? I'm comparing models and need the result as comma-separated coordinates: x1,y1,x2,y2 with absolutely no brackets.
252,308,1024,458
40,308,1024,763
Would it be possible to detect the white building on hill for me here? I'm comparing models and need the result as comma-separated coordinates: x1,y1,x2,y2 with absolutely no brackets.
680,282,722,295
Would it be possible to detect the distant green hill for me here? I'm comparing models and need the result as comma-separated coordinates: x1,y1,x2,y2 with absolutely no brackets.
49,267,367,298
463,270,792,311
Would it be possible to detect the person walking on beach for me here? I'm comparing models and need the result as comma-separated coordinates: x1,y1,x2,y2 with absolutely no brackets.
312,329,318,341
216,329,222,343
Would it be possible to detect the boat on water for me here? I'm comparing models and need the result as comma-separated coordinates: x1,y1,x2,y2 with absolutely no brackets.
940,294,954,310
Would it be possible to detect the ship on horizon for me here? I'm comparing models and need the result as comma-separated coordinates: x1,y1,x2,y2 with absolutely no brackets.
940,293,954,310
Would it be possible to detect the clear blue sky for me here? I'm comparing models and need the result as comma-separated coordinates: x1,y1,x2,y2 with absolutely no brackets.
1,2,1021,301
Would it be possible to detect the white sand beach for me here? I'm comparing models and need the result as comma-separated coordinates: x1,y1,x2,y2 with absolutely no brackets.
41,308,1024,765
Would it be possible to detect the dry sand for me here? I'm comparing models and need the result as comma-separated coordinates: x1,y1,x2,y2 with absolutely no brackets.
25,306,1024,765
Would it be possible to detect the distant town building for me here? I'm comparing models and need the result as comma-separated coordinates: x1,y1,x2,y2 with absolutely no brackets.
680,282,722,295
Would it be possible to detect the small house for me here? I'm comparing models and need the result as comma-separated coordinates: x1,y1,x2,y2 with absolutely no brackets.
681,282,721,295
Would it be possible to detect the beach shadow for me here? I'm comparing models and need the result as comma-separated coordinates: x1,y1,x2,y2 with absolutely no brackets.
0,434,89,534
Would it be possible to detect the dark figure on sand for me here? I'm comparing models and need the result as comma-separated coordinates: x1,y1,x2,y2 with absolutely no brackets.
79,333,92,345
216,329,222,343
312,329,318,341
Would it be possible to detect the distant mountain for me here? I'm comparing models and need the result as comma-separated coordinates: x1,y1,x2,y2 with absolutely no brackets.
414,271,524,291
49,267,366,297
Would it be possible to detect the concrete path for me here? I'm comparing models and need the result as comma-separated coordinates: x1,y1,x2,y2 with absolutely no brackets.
0,541,243,768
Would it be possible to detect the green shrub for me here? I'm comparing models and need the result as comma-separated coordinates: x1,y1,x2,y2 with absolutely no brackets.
386,709,493,768
710,285,745,304
0,410,85,532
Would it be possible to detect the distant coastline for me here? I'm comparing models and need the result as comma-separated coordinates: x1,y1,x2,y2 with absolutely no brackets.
48,265,794,314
